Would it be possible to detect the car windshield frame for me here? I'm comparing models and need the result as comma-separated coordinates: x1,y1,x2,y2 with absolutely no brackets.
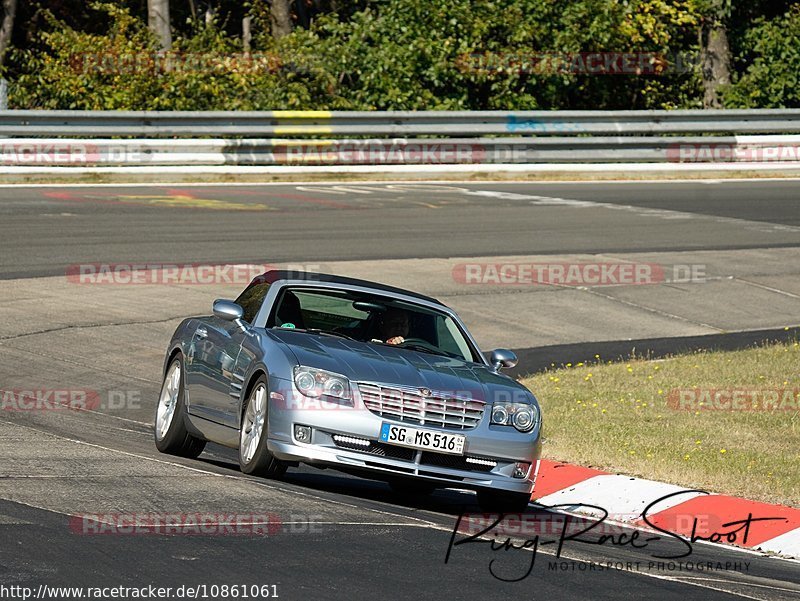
254,280,487,366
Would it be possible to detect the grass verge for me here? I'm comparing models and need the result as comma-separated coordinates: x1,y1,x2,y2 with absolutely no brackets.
521,340,800,506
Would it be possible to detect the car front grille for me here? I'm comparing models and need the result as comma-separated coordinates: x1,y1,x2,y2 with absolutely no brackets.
357,382,485,430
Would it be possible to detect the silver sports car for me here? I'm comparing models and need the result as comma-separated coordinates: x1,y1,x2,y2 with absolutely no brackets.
154,270,542,511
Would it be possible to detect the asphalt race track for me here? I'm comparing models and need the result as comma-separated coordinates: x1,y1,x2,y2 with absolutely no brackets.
1,179,799,600
1,179,800,280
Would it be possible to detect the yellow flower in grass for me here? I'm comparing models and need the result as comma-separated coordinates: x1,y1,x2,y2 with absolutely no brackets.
719,449,727,454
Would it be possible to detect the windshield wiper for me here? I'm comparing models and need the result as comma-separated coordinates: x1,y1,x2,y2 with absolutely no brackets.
307,328,356,340
401,344,450,357
273,327,355,340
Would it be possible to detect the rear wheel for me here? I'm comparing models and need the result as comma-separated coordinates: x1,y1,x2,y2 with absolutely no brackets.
154,355,206,458
476,489,531,514
238,376,287,478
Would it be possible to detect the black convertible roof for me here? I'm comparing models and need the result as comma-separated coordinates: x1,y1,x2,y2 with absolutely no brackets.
253,270,444,306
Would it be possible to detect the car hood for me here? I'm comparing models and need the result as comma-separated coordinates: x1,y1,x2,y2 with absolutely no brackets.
266,329,533,403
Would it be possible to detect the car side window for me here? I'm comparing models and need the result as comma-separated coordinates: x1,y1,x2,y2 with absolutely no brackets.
235,282,271,324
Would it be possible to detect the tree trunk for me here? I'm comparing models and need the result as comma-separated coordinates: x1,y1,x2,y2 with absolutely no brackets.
296,0,310,29
243,16,252,54
148,0,172,50
0,0,17,68
700,4,731,108
271,0,292,39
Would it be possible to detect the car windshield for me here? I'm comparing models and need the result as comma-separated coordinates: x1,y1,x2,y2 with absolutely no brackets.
267,287,480,363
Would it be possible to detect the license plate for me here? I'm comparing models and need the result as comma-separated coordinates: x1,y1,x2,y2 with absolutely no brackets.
379,423,465,455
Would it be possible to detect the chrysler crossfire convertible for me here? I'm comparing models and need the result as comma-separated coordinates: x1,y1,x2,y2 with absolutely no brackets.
154,270,542,511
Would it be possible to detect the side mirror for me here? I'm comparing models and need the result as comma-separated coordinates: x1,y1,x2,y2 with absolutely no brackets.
213,299,246,331
490,348,518,372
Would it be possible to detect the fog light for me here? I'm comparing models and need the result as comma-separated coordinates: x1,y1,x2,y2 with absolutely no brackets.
294,425,312,442
512,462,531,479
333,434,371,447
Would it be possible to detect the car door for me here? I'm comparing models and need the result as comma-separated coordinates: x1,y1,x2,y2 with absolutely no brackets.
185,317,245,428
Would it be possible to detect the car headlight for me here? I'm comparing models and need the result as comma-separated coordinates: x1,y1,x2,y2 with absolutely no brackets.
293,366,351,402
490,402,539,433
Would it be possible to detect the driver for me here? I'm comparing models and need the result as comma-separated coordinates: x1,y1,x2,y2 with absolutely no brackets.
375,308,410,345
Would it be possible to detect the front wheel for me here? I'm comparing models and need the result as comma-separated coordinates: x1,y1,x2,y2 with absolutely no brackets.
154,355,206,458
476,489,531,514
238,376,287,478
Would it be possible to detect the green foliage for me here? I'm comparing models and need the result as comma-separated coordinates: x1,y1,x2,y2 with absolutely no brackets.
275,0,704,110
5,0,798,110
722,4,800,108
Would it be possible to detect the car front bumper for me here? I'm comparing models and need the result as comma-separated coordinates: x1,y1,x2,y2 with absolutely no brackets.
266,378,542,494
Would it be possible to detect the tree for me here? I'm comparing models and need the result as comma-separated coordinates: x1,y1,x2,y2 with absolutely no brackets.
271,0,292,38
698,0,731,108
148,0,172,49
722,4,800,107
0,0,17,68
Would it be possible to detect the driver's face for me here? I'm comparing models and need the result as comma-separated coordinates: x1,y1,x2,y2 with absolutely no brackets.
379,310,409,338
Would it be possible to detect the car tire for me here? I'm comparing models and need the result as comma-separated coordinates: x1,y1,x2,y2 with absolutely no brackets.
154,355,206,458
238,376,287,478
476,489,531,514
388,478,437,497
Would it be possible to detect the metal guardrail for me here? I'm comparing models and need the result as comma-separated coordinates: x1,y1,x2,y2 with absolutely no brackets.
3,135,800,166
1,109,800,137
0,110,799,167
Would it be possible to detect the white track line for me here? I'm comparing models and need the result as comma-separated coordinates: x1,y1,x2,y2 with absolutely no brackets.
0,177,799,188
